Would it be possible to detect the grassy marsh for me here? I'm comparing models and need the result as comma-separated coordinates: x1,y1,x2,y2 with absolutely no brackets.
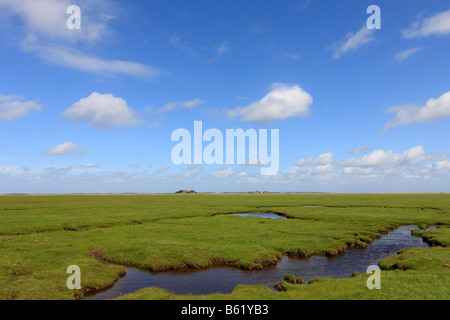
0,193,448,300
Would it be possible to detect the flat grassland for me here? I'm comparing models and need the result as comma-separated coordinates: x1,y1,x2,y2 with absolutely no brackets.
0,193,449,300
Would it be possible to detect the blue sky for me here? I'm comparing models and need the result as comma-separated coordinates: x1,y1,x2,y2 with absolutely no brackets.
1,0,450,193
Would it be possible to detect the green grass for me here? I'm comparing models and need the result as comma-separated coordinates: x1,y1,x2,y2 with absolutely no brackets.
0,193,449,300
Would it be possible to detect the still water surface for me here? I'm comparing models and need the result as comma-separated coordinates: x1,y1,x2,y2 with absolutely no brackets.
229,213,287,219
86,225,435,300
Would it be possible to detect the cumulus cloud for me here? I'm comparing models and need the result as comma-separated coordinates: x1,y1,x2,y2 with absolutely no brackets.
402,10,450,38
228,84,313,123
43,142,85,156
433,160,450,174
0,94,42,120
256,146,450,192
1,146,450,193
340,146,432,168
394,47,422,62
63,92,141,130
383,91,450,131
254,146,444,188
331,26,375,59
296,153,334,166
341,166,374,176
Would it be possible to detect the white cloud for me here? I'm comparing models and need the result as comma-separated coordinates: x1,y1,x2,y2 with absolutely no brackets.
181,165,202,178
63,92,141,130
297,0,312,11
311,164,335,174
182,98,205,109
340,146,432,168
341,167,374,176
210,167,235,179
433,160,450,174
401,146,433,164
170,33,196,57
0,166,28,175
260,146,450,192
170,34,230,62
30,44,162,77
341,149,392,168
0,0,113,44
156,99,205,114
228,84,313,123
383,91,450,130
1,0,161,78
394,47,422,62
44,142,85,156
1,146,450,193
215,41,230,56
0,94,42,120
157,102,177,114
209,41,231,62
281,52,301,60
349,145,372,155
154,166,170,174
331,26,375,59
296,153,334,166
402,10,450,38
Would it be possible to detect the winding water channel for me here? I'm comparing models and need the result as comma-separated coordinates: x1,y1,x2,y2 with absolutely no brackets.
85,224,435,300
